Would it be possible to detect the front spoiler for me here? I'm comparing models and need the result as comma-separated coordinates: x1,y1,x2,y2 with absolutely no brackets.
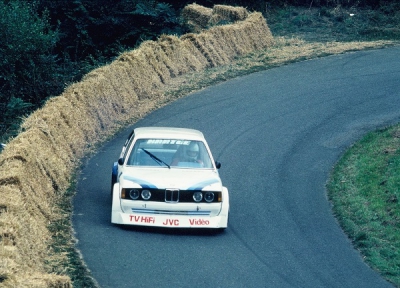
111,211,228,228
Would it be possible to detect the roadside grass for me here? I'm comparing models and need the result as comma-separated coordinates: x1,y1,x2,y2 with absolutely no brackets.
327,126,400,286
29,4,400,287
48,179,99,287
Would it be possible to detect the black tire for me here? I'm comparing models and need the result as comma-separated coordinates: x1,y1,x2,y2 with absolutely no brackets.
111,174,117,197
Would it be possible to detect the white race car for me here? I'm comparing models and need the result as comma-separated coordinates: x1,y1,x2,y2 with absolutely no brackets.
111,127,229,229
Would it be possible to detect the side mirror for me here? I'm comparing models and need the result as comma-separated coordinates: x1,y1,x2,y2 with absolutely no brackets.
118,158,124,165
215,161,221,169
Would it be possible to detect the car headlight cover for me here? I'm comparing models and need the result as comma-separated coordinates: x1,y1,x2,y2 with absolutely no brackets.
193,191,203,202
141,189,151,200
204,192,215,203
128,189,140,200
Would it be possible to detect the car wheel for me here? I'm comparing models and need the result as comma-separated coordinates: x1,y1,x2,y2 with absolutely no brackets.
111,174,116,197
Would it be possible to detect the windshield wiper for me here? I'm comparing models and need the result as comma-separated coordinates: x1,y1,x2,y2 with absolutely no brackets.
141,148,170,169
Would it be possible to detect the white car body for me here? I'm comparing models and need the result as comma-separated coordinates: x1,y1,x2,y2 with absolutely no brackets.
111,127,229,229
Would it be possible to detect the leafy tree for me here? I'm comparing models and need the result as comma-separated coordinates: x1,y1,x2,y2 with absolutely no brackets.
0,0,62,136
36,0,186,62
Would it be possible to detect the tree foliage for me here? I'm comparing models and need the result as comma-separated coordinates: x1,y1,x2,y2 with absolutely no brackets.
0,0,61,134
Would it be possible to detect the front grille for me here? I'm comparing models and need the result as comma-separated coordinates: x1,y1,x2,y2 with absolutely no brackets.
122,188,221,203
165,189,179,202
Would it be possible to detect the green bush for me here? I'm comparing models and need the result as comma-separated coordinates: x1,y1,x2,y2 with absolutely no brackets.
0,0,61,138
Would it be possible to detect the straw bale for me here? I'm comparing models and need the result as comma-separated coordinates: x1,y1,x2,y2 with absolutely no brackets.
158,35,194,75
238,12,274,50
0,194,51,264
0,210,19,248
156,35,184,76
16,128,71,192
139,41,173,83
116,49,163,100
44,96,88,158
58,84,101,144
82,72,123,121
20,98,83,164
9,273,72,288
209,5,249,26
1,165,69,287
183,33,229,67
0,185,71,287
181,4,212,32
207,12,274,57
84,63,139,114
0,184,24,214
0,159,57,221
200,29,234,63
64,80,118,136
4,212,51,263
108,62,140,105
131,43,167,89
230,25,254,54
178,35,210,71
207,26,240,57
100,79,141,123
0,158,23,188
0,135,70,222
0,272,72,288
113,58,146,100
0,255,18,286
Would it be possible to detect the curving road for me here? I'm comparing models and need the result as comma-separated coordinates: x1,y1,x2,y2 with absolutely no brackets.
73,46,400,288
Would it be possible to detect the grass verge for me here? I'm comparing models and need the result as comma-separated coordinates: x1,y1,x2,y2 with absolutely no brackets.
327,126,400,286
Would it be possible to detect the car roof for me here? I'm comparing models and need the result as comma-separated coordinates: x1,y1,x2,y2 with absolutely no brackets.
133,127,205,141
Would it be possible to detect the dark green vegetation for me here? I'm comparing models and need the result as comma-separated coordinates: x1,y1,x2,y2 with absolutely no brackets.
1,0,399,142
328,126,400,286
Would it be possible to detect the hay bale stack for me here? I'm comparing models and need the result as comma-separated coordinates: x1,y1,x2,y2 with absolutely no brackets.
209,5,249,26
181,3,213,32
18,273,72,288
158,35,206,75
209,12,274,56
0,4,274,286
180,11,274,66
116,48,165,100
0,184,71,287
183,4,250,32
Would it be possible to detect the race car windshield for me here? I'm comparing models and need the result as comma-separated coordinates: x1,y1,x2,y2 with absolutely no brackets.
126,139,213,168
141,148,170,168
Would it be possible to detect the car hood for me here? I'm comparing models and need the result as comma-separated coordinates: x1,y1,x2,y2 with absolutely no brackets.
120,168,222,191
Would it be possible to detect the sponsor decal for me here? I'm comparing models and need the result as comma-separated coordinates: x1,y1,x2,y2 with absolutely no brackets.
128,215,211,227
130,215,155,224
162,219,180,226
146,139,190,145
189,219,210,226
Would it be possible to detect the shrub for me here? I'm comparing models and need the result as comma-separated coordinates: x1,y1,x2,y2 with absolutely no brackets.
0,0,62,138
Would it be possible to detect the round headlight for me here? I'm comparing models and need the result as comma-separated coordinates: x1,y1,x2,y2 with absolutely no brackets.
193,191,203,202
129,189,140,200
204,192,214,203
141,189,151,200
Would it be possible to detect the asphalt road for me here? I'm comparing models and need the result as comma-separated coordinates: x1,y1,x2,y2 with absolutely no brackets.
73,46,400,288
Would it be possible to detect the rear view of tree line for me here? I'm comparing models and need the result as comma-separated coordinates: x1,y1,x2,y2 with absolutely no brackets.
0,0,395,141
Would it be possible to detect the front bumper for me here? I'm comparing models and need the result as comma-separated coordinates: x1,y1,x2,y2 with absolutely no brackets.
111,184,229,229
